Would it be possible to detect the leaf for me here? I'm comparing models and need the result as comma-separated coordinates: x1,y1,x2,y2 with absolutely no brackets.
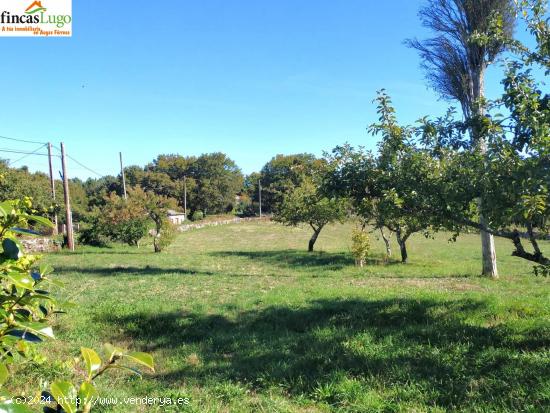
103,343,123,362
124,352,154,371
10,228,41,237
81,348,102,379
78,381,97,406
2,239,22,260
50,381,77,413
104,364,143,378
14,322,55,339
0,402,34,413
6,272,34,291
39,264,54,277
23,214,53,228
6,330,42,343
0,363,8,386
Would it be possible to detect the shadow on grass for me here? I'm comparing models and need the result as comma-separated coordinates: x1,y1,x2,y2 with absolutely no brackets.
211,249,400,271
54,265,215,277
99,298,549,411
54,249,150,256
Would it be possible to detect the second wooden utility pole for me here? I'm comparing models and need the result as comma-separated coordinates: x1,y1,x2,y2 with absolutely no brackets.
47,143,58,235
119,152,127,200
60,143,75,251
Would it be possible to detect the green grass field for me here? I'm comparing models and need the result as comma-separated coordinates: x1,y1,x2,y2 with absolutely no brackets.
15,221,550,412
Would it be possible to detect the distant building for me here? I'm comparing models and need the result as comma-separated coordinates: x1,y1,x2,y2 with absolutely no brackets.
167,209,186,225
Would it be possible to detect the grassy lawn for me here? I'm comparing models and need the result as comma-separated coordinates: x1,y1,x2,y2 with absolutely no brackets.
14,221,550,412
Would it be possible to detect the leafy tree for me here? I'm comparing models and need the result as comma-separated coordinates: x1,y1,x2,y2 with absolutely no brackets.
258,154,322,213
416,0,550,274
0,162,55,215
83,175,121,208
327,92,441,263
102,193,149,246
190,153,243,215
275,163,348,252
129,187,177,252
407,0,516,277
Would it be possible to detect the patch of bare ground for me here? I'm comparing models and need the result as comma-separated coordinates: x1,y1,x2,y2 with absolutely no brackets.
347,277,486,292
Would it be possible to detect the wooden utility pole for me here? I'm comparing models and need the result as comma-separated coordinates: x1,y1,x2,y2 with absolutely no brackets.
47,143,58,235
258,180,262,218
60,143,75,251
119,152,127,200
183,176,187,218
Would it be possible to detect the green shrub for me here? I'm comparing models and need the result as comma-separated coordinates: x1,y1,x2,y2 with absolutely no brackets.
154,219,177,253
78,213,109,247
191,210,204,221
351,226,371,267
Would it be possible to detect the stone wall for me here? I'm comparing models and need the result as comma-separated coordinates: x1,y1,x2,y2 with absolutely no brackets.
178,217,270,232
20,237,59,253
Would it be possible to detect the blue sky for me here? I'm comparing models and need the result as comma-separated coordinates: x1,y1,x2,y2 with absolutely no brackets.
0,0,534,179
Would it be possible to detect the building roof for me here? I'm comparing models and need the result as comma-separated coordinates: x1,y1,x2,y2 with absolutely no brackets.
167,209,185,216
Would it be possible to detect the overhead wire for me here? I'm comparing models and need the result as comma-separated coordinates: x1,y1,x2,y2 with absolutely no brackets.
51,145,105,178
6,143,50,165
0,134,109,179
0,135,47,145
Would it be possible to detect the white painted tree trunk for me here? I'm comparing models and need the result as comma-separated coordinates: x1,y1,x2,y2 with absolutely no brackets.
475,71,498,279
480,214,498,278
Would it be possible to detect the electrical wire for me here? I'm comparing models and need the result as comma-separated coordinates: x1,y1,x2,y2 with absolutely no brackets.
0,135,47,145
51,145,105,178
0,147,50,157
0,134,108,178
6,143,49,165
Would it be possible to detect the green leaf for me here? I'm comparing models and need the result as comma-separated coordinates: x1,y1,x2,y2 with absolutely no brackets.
0,202,14,217
10,228,41,237
14,322,55,339
104,343,123,362
124,352,154,371
81,348,102,379
104,364,143,377
2,239,22,260
0,363,8,386
6,272,34,291
78,381,97,407
39,264,54,277
50,381,77,413
0,402,34,413
24,214,54,228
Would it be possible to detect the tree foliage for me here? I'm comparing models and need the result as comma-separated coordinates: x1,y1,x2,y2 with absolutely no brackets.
275,160,348,252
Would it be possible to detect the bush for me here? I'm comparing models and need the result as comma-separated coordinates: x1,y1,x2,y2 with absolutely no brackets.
78,212,109,246
79,194,149,247
108,215,149,247
351,226,371,267
154,219,177,252
191,210,204,221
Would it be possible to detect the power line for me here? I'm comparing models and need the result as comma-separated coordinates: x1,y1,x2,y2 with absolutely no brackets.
0,135,47,145
0,148,51,157
7,143,49,165
51,145,105,178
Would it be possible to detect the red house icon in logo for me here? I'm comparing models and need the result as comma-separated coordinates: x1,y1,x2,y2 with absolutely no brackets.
25,1,47,14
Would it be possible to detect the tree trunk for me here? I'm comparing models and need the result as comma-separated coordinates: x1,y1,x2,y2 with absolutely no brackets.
379,227,392,257
308,224,322,252
153,221,162,253
473,67,499,279
480,213,498,278
395,228,409,263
